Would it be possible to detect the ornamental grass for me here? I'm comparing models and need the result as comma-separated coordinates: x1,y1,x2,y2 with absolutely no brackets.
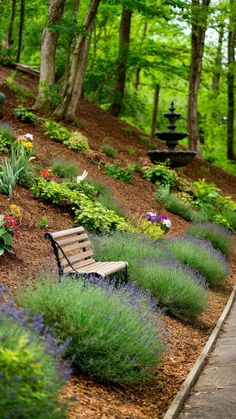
187,222,232,255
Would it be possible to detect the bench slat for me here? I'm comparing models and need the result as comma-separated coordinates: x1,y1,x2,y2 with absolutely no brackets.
64,258,96,272
57,233,88,246
52,226,85,239
62,249,93,266
61,240,92,253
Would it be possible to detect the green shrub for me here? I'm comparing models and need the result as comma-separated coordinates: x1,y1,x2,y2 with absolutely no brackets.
94,181,126,218
15,107,37,123
101,144,117,158
43,120,70,142
221,210,236,232
187,222,232,255
0,122,17,151
156,188,195,221
0,214,16,255
104,163,133,183
65,131,90,152
0,143,33,195
0,315,67,418
144,163,178,188
92,232,207,319
137,220,165,239
0,92,6,104
31,178,132,233
17,277,164,385
166,236,229,287
51,158,79,179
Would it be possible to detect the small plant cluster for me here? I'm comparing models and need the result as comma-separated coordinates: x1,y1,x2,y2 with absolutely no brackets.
0,141,34,195
43,120,90,152
0,122,17,151
104,163,134,183
0,284,69,417
101,144,117,158
16,275,164,385
0,214,18,255
31,177,132,233
51,158,79,179
15,107,37,123
146,211,171,233
146,163,236,231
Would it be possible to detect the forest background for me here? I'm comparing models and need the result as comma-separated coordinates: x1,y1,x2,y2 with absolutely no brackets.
0,0,235,175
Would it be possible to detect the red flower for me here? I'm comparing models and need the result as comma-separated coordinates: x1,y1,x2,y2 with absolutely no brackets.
3,215,18,239
40,169,53,179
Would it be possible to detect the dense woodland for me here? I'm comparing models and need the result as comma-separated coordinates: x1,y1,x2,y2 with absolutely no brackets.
0,0,235,173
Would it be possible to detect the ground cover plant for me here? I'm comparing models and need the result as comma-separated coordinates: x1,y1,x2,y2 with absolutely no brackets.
187,222,232,255
31,177,132,233
104,163,133,183
166,236,229,288
0,285,69,418
101,144,117,158
15,107,37,123
92,231,208,319
17,276,164,385
51,158,79,179
0,122,17,151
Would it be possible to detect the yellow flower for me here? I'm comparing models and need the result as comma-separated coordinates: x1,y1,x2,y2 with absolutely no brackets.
10,204,22,222
23,141,33,150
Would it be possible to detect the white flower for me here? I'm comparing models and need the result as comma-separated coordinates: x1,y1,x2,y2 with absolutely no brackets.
24,133,33,141
162,219,171,228
76,169,88,183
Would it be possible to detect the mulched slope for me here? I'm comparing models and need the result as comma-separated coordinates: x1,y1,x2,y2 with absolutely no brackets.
0,65,236,418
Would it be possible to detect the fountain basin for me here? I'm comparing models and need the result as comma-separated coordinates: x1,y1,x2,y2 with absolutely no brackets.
147,150,196,168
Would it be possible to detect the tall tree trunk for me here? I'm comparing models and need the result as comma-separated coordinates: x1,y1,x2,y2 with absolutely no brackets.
34,0,66,111
16,0,25,62
212,25,224,95
63,0,80,90
109,7,132,117
7,0,16,49
187,0,210,155
227,0,236,160
54,0,101,121
134,22,147,92
151,84,160,137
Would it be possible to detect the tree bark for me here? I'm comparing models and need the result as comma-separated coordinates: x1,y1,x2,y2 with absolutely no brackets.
227,0,236,160
134,22,147,92
109,7,132,117
151,84,160,137
212,25,224,95
16,0,25,62
34,0,66,111
187,0,210,155
63,0,80,90
7,0,16,49
54,0,101,121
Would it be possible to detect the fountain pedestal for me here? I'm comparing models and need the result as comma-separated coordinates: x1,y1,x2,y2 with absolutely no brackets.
147,101,196,168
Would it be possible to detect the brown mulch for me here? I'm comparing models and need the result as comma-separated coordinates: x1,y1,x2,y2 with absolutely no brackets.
0,65,236,418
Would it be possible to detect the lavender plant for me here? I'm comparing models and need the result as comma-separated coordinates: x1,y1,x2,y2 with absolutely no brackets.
0,284,70,418
187,222,232,255
17,275,165,385
166,235,229,287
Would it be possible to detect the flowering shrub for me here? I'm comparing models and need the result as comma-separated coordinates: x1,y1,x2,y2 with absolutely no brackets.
41,168,53,179
146,211,171,233
0,214,18,255
9,203,22,223
0,284,70,417
17,276,164,384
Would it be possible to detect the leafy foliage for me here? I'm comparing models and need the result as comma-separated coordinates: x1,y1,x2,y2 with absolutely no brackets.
43,120,70,142
101,144,117,158
0,122,17,151
104,163,133,183
144,163,178,188
15,107,37,123
64,131,90,152
17,277,164,385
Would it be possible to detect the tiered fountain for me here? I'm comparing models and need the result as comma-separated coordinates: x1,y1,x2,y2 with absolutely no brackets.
147,101,196,168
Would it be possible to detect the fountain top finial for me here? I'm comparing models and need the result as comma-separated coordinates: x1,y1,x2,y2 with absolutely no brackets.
169,100,175,112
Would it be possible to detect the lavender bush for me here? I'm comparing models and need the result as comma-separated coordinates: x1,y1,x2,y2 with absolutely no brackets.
187,222,232,255
0,284,70,418
17,275,165,385
166,235,229,287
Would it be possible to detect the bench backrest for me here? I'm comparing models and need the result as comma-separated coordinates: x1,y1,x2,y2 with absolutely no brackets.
45,226,95,275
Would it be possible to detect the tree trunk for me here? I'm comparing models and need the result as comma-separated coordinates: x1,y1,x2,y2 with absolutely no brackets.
134,22,147,92
227,0,236,160
187,0,210,155
7,0,16,49
34,0,66,111
151,84,160,137
109,7,132,117
63,0,80,90
16,0,25,62
54,0,101,121
212,25,224,94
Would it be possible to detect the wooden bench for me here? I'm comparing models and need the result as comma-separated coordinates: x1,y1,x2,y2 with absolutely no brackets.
45,226,128,281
